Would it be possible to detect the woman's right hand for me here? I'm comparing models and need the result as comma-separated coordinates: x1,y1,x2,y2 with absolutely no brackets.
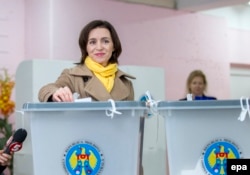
52,86,73,102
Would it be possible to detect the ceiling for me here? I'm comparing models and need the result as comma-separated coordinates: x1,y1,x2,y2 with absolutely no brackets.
117,0,250,12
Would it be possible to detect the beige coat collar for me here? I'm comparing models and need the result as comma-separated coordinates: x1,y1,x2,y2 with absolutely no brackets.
69,64,135,101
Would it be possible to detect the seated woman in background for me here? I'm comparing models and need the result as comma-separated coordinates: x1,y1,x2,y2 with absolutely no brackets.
180,69,217,101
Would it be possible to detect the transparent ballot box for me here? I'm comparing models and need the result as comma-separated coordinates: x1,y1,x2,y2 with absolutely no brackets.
158,100,250,175
15,101,146,175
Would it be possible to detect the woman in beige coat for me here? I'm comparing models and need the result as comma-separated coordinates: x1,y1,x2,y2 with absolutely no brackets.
38,20,135,102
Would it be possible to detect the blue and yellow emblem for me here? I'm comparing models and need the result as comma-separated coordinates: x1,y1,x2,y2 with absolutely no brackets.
63,141,104,175
202,139,241,175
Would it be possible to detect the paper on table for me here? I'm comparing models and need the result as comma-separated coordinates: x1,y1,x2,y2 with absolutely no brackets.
73,92,92,102
74,97,92,102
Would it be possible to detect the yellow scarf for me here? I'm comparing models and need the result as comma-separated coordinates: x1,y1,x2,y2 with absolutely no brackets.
85,56,118,92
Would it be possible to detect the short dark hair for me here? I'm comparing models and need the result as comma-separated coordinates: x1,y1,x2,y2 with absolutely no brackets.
78,20,122,64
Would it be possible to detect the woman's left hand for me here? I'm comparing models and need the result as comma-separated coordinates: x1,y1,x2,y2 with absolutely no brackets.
0,150,12,166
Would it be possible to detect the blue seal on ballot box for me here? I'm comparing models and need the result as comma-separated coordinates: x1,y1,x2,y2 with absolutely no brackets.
63,140,104,175
202,138,241,175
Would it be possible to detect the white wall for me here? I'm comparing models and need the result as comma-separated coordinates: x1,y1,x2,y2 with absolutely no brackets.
230,64,250,99
201,4,250,30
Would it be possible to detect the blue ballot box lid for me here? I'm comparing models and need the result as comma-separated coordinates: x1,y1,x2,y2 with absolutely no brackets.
22,101,147,111
157,99,246,109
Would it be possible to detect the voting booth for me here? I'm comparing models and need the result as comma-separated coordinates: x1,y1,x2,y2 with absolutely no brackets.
17,101,146,175
158,100,250,175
